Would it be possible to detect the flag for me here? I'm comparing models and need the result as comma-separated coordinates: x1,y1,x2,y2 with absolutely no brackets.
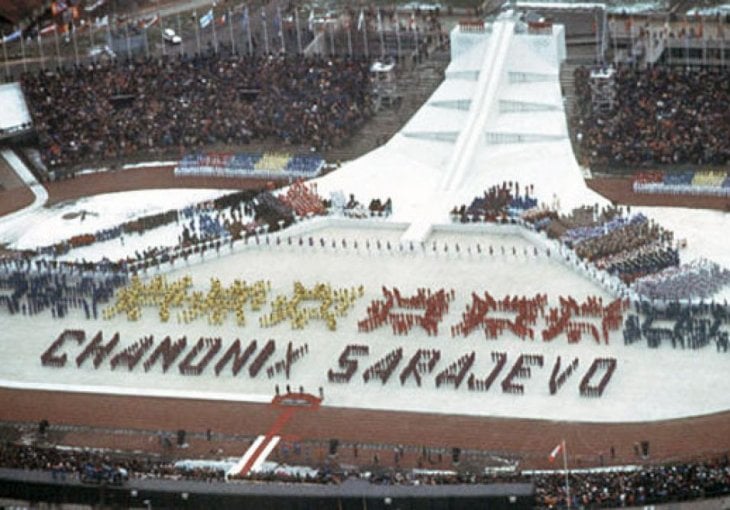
217,13,227,26
139,14,159,29
357,10,364,31
84,0,106,13
199,9,213,29
40,24,58,36
51,1,68,16
2,30,21,44
308,10,314,31
95,15,109,29
274,8,282,37
548,442,562,462
377,9,383,32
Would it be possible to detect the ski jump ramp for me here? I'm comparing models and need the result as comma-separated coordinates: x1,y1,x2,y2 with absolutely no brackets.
313,13,605,242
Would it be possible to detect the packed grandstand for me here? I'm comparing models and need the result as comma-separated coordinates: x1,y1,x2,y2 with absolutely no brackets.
1,0,730,508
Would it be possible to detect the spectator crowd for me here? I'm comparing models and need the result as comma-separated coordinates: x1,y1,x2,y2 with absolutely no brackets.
2,441,730,509
21,52,373,170
574,65,730,167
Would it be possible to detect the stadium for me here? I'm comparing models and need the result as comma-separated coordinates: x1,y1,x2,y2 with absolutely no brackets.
1,0,730,508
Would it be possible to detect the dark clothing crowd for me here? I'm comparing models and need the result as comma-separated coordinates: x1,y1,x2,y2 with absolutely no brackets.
574,65,730,167
0,257,128,320
2,441,730,509
21,52,373,169
535,460,730,509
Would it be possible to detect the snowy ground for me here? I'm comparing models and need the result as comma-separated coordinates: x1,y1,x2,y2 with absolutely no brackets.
636,206,730,302
0,189,236,250
2,220,730,423
0,83,31,131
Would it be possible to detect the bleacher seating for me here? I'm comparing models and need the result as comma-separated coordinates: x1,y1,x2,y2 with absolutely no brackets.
633,170,730,197
174,152,324,179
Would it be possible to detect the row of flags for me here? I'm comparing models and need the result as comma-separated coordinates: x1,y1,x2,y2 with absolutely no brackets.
0,1,434,71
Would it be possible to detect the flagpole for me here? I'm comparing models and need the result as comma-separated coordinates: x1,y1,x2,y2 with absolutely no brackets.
88,20,94,52
377,9,385,59
414,20,419,61
347,24,352,57
228,9,235,54
38,33,45,70
628,16,635,67
20,29,27,72
54,25,62,68
294,9,302,54
245,7,253,55
328,21,335,56
71,23,79,66
2,33,10,79
124,22,131,60
211,6,219,54
363,19,369,59
177,13,184,56
193,11,201,55
395,16,402,60
562,439,570,510
262,8,269,54
160,11,166,57
277,6,285,54
143,24,150,59
105,17,112,52
594,8,600,65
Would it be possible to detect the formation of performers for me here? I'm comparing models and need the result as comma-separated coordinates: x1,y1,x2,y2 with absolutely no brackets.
260,282,364,331
624,300,730,352
104,275,270,326
0,257,127,320
451,182,538,223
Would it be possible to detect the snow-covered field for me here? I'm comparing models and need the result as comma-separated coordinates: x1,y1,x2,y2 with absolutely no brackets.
0,189,236,251
1,216,729,423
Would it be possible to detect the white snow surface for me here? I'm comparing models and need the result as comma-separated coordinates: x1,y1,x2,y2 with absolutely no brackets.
1,189,235,250
0,82,31,130
1,228,729,423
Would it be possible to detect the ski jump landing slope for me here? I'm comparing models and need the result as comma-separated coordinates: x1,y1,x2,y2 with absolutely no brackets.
314,14,605,241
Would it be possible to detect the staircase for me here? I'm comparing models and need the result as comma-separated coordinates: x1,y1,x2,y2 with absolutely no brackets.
559,62,579,122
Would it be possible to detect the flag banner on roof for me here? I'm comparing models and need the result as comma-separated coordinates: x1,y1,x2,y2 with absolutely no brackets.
308,10,314,31
200,9,214,28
